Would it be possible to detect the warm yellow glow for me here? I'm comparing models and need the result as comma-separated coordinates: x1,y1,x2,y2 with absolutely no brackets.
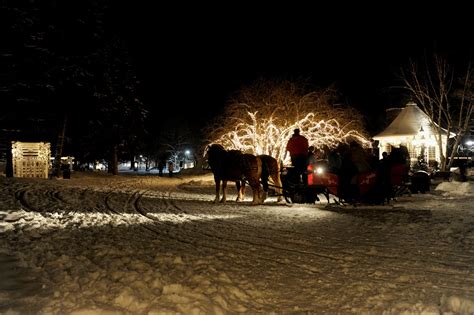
213,111,371,164
412,129,437,147
12,141,51,178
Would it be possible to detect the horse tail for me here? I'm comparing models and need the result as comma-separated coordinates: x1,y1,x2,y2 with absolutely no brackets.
258,156,269,191
256,156,263,181
261,156,270,179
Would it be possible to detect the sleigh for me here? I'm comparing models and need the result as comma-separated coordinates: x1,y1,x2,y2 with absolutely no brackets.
281,160,409,205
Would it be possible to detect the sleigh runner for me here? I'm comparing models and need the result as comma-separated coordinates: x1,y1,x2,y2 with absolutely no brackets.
278,160,410,205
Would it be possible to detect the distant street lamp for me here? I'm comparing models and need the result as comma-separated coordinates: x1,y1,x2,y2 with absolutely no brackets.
183,150,192,169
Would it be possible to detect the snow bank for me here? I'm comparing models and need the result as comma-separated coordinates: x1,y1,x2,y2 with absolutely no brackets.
435,180,474,196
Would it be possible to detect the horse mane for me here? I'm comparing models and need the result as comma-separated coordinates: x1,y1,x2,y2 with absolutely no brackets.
207,145,243,162
207,143,225,154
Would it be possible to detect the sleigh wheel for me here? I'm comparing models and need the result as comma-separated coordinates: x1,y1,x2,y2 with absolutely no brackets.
291,190,306,204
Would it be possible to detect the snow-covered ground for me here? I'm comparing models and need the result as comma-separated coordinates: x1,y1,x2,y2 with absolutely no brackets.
1,171,474,314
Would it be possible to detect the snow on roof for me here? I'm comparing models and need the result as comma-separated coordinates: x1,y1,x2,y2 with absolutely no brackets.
373,102,448,140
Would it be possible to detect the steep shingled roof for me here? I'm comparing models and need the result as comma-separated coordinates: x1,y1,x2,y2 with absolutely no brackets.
373,102,448,139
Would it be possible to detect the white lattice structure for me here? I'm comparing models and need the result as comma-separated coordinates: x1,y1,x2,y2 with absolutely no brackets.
12,141,51,178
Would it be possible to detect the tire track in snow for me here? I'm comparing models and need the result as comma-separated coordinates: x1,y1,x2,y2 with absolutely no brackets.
134,194,344,277
7,176,474,301
13,184,474,278
15,188,36,212
103,191,122,215
153,196,474,292
161,197,474,272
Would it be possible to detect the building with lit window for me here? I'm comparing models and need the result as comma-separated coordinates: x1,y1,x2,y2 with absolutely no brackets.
373,102,454,167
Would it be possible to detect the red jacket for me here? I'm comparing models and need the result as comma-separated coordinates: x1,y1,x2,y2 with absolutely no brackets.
286,135,309,157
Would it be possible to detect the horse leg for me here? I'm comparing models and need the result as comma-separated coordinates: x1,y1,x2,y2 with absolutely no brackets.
255,184,263,204
240,181,246,201
271,172,283,202
261,176,268,202
220,180,227,203
214,178,221,203
235,181,243,202
248,179,262,205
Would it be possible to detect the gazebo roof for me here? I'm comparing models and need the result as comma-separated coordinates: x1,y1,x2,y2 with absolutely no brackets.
373,102,447,140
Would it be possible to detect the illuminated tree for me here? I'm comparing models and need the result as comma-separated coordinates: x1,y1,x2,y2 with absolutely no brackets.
401,55,473,170
204,79,370,163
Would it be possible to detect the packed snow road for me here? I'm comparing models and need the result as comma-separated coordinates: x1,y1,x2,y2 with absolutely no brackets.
1,171,474,314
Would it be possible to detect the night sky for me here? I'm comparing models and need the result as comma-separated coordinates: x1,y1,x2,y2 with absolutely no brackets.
118,5,472,132
3,1,473,140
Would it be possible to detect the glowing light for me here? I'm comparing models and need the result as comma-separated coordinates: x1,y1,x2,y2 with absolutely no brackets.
12,141,51,178
204,81,371,164
212,111,371,165
412,126,437,147
466,140,474,146
316,167,324,174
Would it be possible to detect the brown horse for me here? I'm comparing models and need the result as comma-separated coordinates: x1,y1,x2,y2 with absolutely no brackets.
206,144,263,204
258,154,283,202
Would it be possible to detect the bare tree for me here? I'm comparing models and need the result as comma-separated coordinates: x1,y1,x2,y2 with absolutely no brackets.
401,55,473,170
204,79,370,163
160,120,197,169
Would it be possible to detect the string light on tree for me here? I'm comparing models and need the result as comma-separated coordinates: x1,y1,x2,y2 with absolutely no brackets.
212,111,370,164
204,79,371,163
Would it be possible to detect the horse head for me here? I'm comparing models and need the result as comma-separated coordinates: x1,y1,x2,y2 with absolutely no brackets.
206,144,226,167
